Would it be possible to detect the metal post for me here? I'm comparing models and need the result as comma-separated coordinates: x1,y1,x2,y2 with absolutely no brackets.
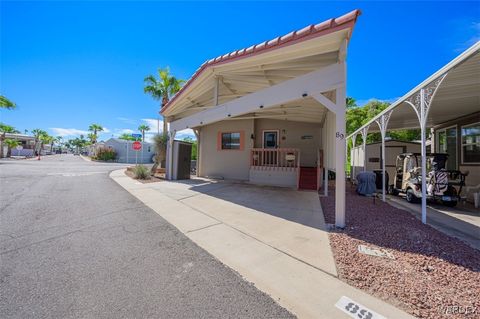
420,89,427,224
126,141,129,164
361,127,368,172
324,167,328,196
381,116,387,202
351,135,356,181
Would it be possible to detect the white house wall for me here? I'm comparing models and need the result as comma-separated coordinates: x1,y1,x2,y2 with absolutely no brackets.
253,119,322,167
199,119,254,180
351,141,421,181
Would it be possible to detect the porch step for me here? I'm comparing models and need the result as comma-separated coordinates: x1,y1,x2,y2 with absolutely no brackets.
299,167,317,190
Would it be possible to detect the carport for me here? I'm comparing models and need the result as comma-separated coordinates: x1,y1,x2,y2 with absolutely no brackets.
347,42,480,224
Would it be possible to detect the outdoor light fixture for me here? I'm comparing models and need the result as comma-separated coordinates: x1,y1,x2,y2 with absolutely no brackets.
200,121,203,125
259,105,264,109
227,114,231,117
250,134,255,139
302,93,308,98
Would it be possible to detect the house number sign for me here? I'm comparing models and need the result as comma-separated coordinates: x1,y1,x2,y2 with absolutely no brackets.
335,296,386,319
336,132,345,139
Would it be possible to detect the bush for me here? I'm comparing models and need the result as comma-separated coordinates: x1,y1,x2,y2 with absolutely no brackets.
133,165,149,180
94,147,116,161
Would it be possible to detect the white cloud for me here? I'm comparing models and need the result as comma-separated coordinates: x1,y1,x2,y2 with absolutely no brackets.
141,118,163,134
50,128,90,137
102,127,111,133
356,97,399,107
176,129,196,140
118,128,134,134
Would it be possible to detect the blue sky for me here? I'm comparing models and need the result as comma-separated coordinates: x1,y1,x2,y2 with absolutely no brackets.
1,1,478,141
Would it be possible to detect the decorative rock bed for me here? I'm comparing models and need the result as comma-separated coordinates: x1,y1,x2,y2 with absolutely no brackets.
320,186,480,319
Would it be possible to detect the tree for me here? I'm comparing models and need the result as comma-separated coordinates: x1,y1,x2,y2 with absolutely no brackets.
0,123,19,158
151,134,168,175
144,67,184,167
118,133,137,141
88,124,104,144
0,95,16,110
138,124,150,142
87,133,97,144
3,139,20,157
182,137,197,160
31,129,48,156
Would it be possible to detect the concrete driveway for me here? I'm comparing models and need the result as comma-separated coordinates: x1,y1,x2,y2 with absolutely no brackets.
112,171,414,319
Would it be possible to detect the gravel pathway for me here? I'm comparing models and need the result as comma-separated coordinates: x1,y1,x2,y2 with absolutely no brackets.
320,186,480,319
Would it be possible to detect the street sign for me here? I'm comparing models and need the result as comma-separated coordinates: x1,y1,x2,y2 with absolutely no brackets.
132,141,142,151
131,133,142,139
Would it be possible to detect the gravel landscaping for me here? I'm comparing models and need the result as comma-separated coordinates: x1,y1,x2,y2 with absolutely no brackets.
320,186,480,319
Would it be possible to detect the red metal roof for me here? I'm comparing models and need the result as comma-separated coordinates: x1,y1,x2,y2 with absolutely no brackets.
161,9,361,114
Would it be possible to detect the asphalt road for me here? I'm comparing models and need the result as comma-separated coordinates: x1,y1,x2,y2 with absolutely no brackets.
0,155,294,319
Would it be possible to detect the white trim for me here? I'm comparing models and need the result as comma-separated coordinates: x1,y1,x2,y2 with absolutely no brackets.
460,121,480,165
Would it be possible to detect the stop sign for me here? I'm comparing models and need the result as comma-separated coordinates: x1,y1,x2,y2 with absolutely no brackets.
132,141,142,150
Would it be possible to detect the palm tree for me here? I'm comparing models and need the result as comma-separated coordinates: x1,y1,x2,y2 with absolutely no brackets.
4,139,20,157
144,67,184,135
138,124,150,142
0,123,20,158
88,124,104,144
0,95,16,110
144,67,184,167
31,129,47,157
50,136,62,154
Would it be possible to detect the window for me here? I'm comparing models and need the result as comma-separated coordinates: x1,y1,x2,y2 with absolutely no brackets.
436,126,457,170
461,122,480,164
221,132,241,150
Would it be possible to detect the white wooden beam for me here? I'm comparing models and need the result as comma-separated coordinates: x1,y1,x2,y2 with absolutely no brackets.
170,63,344,131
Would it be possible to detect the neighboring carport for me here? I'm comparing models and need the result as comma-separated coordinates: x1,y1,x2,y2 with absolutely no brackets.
347,41,480,224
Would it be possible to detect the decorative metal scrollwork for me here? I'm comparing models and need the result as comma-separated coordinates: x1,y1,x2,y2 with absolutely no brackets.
405,73,447,117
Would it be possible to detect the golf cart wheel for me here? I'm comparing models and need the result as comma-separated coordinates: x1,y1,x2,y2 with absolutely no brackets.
389,186,399,196
406,189,418,203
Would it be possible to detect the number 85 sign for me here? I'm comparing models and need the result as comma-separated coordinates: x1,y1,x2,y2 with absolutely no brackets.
335,296,386,319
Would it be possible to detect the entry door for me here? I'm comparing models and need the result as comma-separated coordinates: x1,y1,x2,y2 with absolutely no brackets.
263,131,278,165
263,131,278,149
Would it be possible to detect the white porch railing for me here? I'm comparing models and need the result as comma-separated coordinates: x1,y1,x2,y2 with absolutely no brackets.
250,148,301,189
250,148,300,170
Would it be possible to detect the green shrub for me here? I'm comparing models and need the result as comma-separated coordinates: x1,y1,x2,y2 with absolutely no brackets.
133,165,149,180
94,147,116,161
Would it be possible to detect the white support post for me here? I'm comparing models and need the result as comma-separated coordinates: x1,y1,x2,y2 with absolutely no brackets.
376,113,391,202
361,127,368,172
351,134,357,181
324,167,328,196
166,129,176,180
193,129,200,177
335,85,346,228
420,89,427,224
